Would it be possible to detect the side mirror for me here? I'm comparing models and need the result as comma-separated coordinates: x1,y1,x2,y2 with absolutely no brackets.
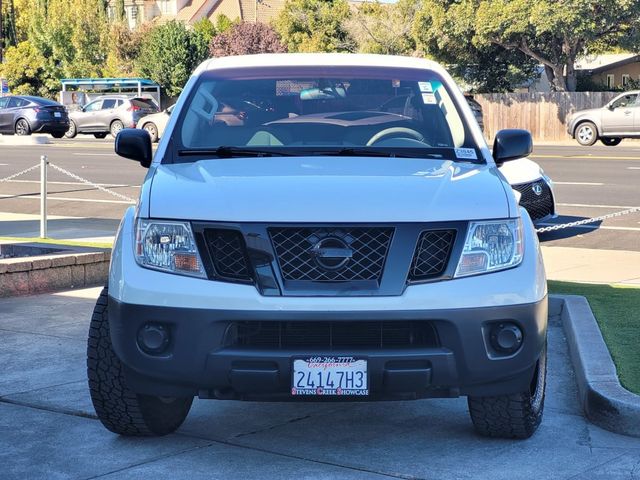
607,103,615,110
493,129,533,165
115,129,152,168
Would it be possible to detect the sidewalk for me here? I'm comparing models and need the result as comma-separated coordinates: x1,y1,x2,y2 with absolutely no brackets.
1,211,639,285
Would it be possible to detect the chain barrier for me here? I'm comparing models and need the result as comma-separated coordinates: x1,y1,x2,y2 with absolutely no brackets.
1,158,637,233
48,162,136,203
0,163,41,183
535,206,640,233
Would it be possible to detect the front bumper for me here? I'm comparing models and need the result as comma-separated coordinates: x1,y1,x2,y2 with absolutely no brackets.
109,296,548,400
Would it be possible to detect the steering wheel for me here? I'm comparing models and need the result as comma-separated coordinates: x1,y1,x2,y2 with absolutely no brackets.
366,127,425,146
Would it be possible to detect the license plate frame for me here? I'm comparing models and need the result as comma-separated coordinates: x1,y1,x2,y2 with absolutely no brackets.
54,112,62,118
291,356,369,397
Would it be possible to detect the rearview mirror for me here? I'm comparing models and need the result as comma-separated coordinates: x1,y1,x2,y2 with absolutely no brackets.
115,129,152,168
493,129,533,165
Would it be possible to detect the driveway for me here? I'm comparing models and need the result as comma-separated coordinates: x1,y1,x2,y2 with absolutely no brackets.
1,287,639,479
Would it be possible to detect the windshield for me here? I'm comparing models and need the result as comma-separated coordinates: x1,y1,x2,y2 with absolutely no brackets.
171,66,481,163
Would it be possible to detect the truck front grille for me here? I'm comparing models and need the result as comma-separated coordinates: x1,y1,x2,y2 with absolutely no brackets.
224,320,439,350
269,227,394,282
409,230,456,281
513,180,554,221
204,229,253,281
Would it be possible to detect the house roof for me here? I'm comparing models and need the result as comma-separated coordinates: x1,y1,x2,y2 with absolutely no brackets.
575,53,640,73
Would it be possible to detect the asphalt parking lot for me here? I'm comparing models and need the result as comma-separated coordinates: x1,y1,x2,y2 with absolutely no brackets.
1,287,640,480
1,137,639,251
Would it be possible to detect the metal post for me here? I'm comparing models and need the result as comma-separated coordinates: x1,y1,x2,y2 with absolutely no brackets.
40,155,48,238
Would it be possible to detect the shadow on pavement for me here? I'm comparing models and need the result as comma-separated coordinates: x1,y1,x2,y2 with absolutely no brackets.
537,215,602,242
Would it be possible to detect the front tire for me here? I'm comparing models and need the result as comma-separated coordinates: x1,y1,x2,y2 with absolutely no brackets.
601,137,622,146
467,342,547,439
15,119,31,136
51,131,65,139
110,120,124,138
87,287,193,436
575,122,598,146
143,122,159,143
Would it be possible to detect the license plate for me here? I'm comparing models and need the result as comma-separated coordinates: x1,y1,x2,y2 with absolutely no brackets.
54,112,61,117
292,356,368,396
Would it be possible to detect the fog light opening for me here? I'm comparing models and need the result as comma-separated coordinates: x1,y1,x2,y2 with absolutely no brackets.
490,322,523,354
137,323,171,355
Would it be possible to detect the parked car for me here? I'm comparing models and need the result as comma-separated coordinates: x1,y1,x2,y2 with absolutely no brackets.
137,104,175,142
567,91,640,146
89,54,548,440
66,95,159,139
501,158,556,224
0,95,69,138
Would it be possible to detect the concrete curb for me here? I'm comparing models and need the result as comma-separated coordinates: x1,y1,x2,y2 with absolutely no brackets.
551,294,640,437
0,245,110,297
0,134,51,145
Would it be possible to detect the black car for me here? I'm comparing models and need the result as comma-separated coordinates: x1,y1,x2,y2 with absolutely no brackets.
0,95,70,138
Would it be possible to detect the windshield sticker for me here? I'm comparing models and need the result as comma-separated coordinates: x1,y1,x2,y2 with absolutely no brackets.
392,79,401,88
454,148,478,160
421,93,437,104
418,82,433,93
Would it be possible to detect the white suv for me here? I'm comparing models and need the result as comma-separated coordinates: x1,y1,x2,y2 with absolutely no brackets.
87,54,548,440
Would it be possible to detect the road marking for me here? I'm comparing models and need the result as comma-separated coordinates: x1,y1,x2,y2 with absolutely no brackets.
0,194,134,205
0,163,8,166
72,153,115,157
5,179,139,188
557,203,638,209
628,167,640,170
554,182,604,186
538,223,640,232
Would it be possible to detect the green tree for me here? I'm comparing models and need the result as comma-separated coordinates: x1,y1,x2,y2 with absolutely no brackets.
115,0,125,22
214,14,235,34
347,0,416,55
137,21,203,97
104,21,149,77
192,17,216,63
0,40,52,96
1,0,18,53
67,0,109,77
412,0,538,92
273,0,355,52
473,0,640,91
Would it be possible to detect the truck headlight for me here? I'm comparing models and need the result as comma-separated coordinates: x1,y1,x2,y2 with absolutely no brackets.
454,218,524,277
135,219,206,278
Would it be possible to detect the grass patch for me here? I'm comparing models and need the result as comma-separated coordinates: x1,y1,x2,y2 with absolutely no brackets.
548,280,640,395
0,236,112,249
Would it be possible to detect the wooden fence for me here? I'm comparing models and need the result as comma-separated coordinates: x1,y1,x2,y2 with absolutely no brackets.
475,92,619,142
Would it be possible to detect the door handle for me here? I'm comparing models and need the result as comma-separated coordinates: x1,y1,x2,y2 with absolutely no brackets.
624,110,632,115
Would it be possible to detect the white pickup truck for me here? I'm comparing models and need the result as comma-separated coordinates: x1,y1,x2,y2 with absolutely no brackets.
87,53,548,440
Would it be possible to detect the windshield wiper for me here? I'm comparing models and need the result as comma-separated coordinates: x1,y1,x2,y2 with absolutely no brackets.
329,147,443,159
177,146,293,158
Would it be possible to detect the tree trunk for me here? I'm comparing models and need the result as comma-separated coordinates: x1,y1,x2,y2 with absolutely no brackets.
565,57,577,92
551,65,568,92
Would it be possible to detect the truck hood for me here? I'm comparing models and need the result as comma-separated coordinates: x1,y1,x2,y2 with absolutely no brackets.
148,157,511,222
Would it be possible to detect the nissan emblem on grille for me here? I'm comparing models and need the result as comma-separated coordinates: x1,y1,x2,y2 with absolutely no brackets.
309,237,354,271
